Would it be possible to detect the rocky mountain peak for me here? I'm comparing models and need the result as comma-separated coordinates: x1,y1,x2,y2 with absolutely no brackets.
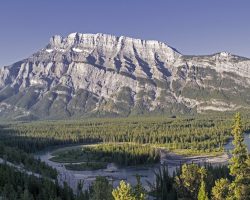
49,35,63,47
219,51,231,57
0,33,250,120
45,33,181,62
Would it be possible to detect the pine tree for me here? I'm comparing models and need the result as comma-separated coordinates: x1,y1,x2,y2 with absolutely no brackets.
175,164,207,200
89,176,113,200
198,166,209,200
112,181,136,200
229,113,250,199
133,175,146,200
150,165,176,200
211,178,230,200
198,180,209,200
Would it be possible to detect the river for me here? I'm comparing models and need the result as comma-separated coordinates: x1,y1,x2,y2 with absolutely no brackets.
224,133,250,151
37,133,250,192
37,145,172,191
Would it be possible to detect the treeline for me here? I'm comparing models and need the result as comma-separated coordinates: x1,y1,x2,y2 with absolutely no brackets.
0,113,249,199
145,163,232,200
147,113,250,200
0,161,239,200
91,143,160,166
52,143,160,166
2,115,250,153
0,164,74,200
72,113,249,200
0,143,57,179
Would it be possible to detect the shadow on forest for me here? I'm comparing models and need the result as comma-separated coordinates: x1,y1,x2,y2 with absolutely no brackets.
0,124,101,153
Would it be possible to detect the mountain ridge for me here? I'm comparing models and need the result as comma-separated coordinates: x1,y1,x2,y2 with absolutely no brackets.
0,32,250,120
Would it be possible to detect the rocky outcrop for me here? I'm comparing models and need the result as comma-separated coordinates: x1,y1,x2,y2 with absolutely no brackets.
0,33,250,120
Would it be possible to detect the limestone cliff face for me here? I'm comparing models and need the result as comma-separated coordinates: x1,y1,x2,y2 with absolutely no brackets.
0,33,250,120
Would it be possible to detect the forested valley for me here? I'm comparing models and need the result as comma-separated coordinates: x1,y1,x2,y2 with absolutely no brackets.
2,114,250,154
0,113,249,199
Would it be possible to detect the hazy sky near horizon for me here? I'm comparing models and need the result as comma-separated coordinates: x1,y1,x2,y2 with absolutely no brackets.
0,0,250,66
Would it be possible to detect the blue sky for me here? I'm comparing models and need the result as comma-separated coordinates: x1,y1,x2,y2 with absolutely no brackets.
0,0,250,66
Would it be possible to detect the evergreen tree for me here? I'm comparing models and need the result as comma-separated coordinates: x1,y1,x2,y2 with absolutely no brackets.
149,165,177,200
198,180,209,200
211,178,230,200
112,181,136,200
175,164,207,200
198,166,209,200
133,175,146,200
229,113,250,199
89,176,113,200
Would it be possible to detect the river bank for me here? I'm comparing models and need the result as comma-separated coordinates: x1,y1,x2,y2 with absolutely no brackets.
36,143,233,192
160,150,229,166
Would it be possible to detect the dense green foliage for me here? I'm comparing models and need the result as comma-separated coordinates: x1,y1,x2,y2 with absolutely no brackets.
52,143,160,167
1,115,249,155
147,163,231,200
89,176,113,200
112,179,147,200
0,164,74,200
145,113,249,200
148,165,177,199
212,178,231,200
0,114,249,199
229,113,250,199
198,180,209,200
175,164,207,200
112,180,136,200
133,175,147,200
0,143,57,179
211,113,250,200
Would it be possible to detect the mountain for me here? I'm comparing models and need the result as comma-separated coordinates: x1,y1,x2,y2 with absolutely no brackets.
0,33,250,120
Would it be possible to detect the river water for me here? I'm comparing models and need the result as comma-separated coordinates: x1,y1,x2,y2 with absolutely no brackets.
224,133,250,152
37,146,177,191
37,134,250,192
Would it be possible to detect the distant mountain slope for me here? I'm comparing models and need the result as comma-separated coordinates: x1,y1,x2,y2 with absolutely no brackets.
0,33,250,120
